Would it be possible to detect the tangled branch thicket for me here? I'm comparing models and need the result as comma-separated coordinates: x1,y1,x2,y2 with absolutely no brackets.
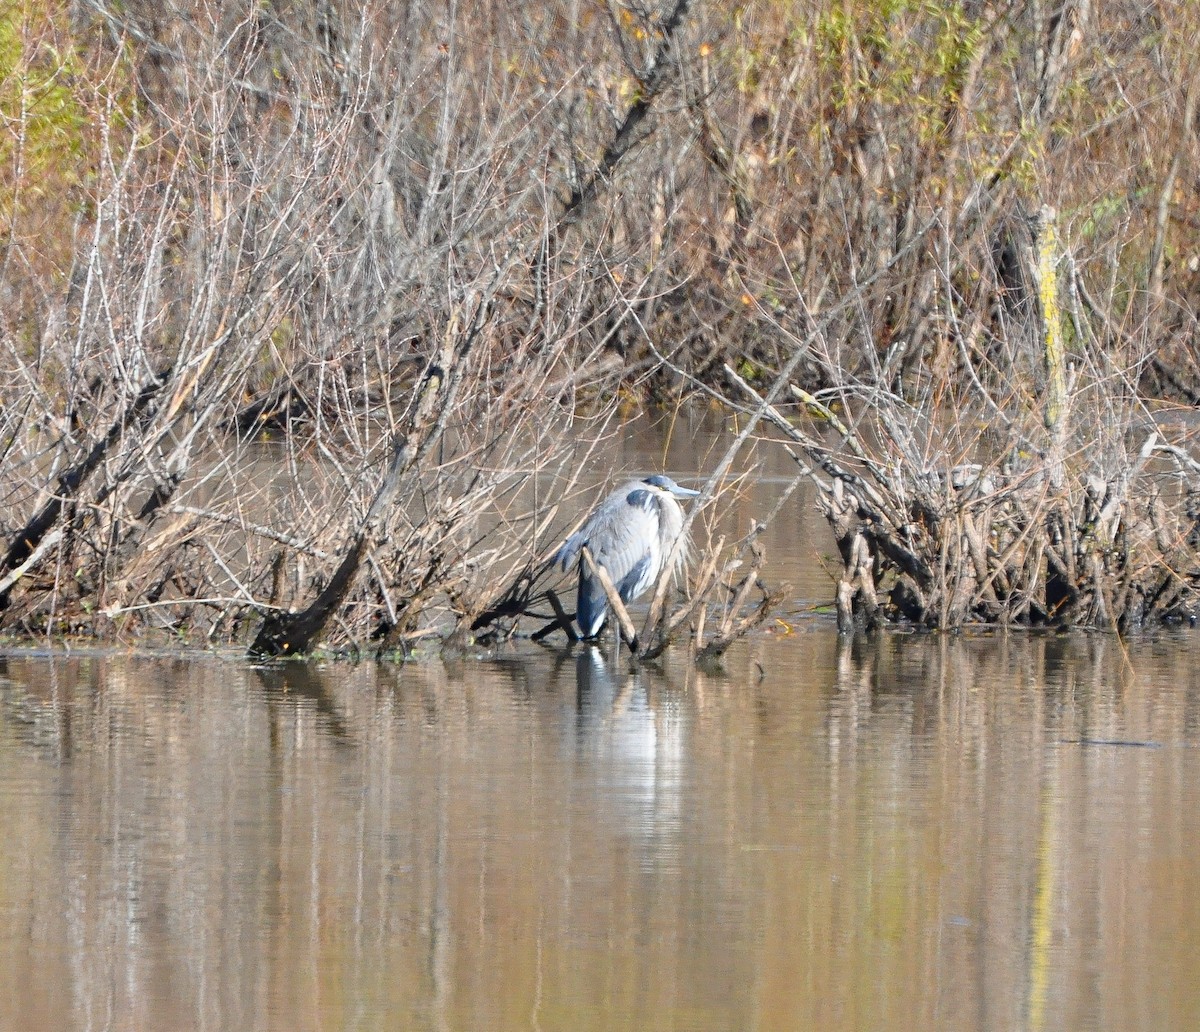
2,0,1200,650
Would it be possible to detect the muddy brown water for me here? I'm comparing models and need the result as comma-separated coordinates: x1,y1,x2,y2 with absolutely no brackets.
2,414,1200,1030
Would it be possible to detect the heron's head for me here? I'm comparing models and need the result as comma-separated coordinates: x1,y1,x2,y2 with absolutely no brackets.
642,474,700,498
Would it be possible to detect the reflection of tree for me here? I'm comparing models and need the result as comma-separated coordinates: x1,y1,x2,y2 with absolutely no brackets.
1,639,1199,1028
820,631,1200,1030
254,663,353,745
0,656,76,761
1026,773,1057,1032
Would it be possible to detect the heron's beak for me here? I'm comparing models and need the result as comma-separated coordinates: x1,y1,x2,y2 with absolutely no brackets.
670,484,701,498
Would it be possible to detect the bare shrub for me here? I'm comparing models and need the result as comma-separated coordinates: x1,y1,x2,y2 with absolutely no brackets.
0,0,726,653
5,0,1200,649
724,204,1200,631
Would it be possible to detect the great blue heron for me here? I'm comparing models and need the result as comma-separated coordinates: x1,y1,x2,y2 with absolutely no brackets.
554,474,700,639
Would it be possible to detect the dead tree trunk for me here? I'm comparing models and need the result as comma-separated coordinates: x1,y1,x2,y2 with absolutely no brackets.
248,285,493,658
0,375,165,611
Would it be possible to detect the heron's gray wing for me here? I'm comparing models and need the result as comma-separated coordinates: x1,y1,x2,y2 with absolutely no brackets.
554,482,649,570
554,530,585,571
566,482,661,638
615,553,653,603
584,487,661,590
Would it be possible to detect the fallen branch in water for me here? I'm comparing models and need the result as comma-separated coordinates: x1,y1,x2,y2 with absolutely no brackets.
697,538,784,659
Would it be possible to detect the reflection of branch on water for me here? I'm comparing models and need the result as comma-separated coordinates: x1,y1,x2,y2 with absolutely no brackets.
1026,755,1057,1032
254,665,354,746
0,658,77,762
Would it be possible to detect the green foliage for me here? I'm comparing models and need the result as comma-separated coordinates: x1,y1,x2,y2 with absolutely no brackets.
736,356,762,383
0,6,89,208
1,2,137,277
1075,188,1151,241
812,0,985,139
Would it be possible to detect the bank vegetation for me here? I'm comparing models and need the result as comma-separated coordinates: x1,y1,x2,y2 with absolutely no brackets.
2,0,1199,652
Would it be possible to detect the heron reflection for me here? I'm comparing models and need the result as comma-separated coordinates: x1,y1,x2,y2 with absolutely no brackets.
571,647,684,845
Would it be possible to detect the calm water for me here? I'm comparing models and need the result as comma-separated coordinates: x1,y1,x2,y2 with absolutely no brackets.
2,632,1200,1031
